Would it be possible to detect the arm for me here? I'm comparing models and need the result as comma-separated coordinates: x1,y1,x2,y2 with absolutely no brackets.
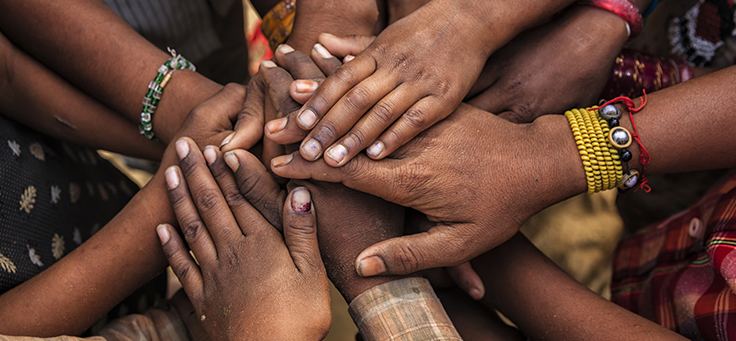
473,233,685,340
0,0,222,144
0,30,163,160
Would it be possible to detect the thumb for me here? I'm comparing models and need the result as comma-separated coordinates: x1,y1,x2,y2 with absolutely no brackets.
447,262,485,300
283,187,325,274
354,223,476,277
221,72,266,152
318,33,375,57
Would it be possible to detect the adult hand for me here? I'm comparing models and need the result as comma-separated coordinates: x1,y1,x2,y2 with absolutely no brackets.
158,137,331,340
466,6,629,123
271,0,494,168
270,104,588,276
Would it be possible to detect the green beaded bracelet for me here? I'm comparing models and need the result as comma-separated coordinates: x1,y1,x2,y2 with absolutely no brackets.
139,48,196,140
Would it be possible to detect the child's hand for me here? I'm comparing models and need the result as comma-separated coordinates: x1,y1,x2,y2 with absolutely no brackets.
290,1,491,167
158,138,330,341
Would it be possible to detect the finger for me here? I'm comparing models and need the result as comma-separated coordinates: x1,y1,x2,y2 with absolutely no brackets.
323,85,419,166
311,43,343,76
165,164,216,263
176,138,241,247
447,262,485,300
300,72,396,161
270,151,405,204
265,78,324,144
282,187,325,274
224,149,286,230
221,76,265,152
369,96,445,159
296,54,376,133
157,224,204,302
259,61,302,118
354,223,478,276
274,44,326,79
318,33,375,57
290,79,322,104
466,87,510,115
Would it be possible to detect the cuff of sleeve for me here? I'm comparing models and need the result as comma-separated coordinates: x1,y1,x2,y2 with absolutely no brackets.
348,277,462,341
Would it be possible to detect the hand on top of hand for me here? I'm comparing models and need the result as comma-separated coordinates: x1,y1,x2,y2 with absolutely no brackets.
158,138,330,341
265,0,493,168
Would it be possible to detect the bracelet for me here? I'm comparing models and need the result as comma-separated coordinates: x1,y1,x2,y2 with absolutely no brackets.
261,0,296,52
578,0,644,40
565,108,624,194
139,48,196,140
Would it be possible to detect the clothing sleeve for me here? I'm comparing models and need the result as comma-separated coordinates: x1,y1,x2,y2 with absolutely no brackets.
348,277,462,341
0,337,104,341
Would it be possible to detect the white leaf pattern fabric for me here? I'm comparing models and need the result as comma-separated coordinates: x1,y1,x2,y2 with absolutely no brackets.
51,234,65,260
19,186,36,214
27,246,43,267
29,142,45,161
0,252,16,274
50,185,62,204
7,140,20,156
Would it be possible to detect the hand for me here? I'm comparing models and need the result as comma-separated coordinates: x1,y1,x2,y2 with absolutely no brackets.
269,104,587,276
272,0,494,168
466,6,629,123
158,137,331,340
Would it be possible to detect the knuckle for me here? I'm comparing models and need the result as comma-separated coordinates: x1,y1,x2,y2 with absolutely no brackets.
315,120,340,142
195,188,221,212
173,261,193,282
343,86,372,112
223,189,248,209
333,65,358,87
395,242,423,274
287,218,316,236
178,156,198,178
183,219,205,243
403,108,428,131
344,129,367,150
370,101,395,125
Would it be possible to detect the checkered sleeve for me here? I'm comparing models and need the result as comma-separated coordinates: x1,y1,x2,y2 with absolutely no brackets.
349,277,462,341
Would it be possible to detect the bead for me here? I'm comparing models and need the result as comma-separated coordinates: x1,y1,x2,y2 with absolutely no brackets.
142,97,152,106
609,118,619,127
158,65,169,74
153,89,163,100
609,127,632,148
621,149,632,162
141,113,151,122
148,81,158,90
599,104,621,120
618,169,640,190
160,73,173,88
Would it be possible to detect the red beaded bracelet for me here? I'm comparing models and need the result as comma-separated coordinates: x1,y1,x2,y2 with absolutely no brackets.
578,0,644,40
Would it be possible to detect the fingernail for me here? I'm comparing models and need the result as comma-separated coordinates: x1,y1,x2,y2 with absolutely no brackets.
165,166,180,189
224,151,239,172
203,146,217,165
271,154,293,167
290,187,312,212
277,44,294,55
344,55,355,63
156,224,170,244
261,60,277,68
301,138,322,160
175,139,189,159
294,80,318,93
313,43,332,59
367,141,384,158
356,256,386,277
326,144,347,164
469,288,483,300
266,117,288,134
297,108,318,129
220,132,235,148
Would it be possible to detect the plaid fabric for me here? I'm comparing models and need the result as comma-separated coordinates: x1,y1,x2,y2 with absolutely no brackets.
349,277,462,341
612,173,736,340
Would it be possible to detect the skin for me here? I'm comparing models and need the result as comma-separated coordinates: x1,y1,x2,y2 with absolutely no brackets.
270,64,736,278
270,0,579,168
0,31,164,160
159,139,331,340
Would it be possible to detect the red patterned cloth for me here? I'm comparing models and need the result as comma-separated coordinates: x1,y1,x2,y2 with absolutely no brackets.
612,172,736,340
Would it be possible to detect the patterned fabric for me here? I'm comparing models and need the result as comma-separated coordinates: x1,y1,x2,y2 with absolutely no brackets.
261,0,295,52
349,277,463,341
669,0,736,67
612,173,736,340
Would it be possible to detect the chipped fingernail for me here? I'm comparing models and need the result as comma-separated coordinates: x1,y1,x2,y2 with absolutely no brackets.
294,80,318,93
224,151,239,172
266,117,288,134
344,55,355,63
261,60,277,68
367,141,384,158
220,132,235,148
156,224,170,244
203,146,217,165
165,166,180,189
356,256,386,277
271,154,294,167
175,139,189,159
297,109,318,129
313,43,332,59
301,139,322,160
277,44,294,55
290,187,312,212
326,144,347,164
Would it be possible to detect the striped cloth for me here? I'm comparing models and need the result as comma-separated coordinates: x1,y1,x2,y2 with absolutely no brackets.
612,172,736,340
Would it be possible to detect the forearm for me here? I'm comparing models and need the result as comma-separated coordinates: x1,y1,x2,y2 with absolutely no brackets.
0,32,164,160
286,0,379,52
0,0,222,144
473,234,685,340
0,157,176,336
